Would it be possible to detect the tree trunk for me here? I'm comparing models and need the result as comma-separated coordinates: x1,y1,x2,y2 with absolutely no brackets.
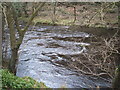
112,66,120,89
8,48,18,74
52,2,57,24
112,1,120,89
73,6,76,23
5,3,18,74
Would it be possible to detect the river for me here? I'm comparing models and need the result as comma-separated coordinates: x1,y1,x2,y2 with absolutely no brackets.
16,26,111,88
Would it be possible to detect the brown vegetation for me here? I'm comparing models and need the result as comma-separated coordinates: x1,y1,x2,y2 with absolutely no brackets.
66,33,119,82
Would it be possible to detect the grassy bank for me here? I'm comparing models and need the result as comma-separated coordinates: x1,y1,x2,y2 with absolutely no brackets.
1,69,48,89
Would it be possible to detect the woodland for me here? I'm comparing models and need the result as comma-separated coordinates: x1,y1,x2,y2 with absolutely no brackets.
1,2,120,89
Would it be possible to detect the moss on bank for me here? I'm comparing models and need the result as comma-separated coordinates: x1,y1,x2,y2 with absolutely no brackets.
1,69,48,88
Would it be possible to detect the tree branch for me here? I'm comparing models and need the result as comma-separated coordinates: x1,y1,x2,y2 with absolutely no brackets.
17,2,45,48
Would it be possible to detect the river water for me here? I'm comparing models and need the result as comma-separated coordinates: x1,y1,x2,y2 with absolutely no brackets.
16,26,111,88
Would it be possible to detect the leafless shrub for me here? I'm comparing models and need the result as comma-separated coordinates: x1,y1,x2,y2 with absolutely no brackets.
67,35,119,82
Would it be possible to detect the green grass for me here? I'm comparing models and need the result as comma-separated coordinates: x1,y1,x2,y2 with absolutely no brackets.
19,16,75,26
1,69,48,89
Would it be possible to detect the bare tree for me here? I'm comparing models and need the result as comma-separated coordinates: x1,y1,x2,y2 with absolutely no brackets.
3,2,45,74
